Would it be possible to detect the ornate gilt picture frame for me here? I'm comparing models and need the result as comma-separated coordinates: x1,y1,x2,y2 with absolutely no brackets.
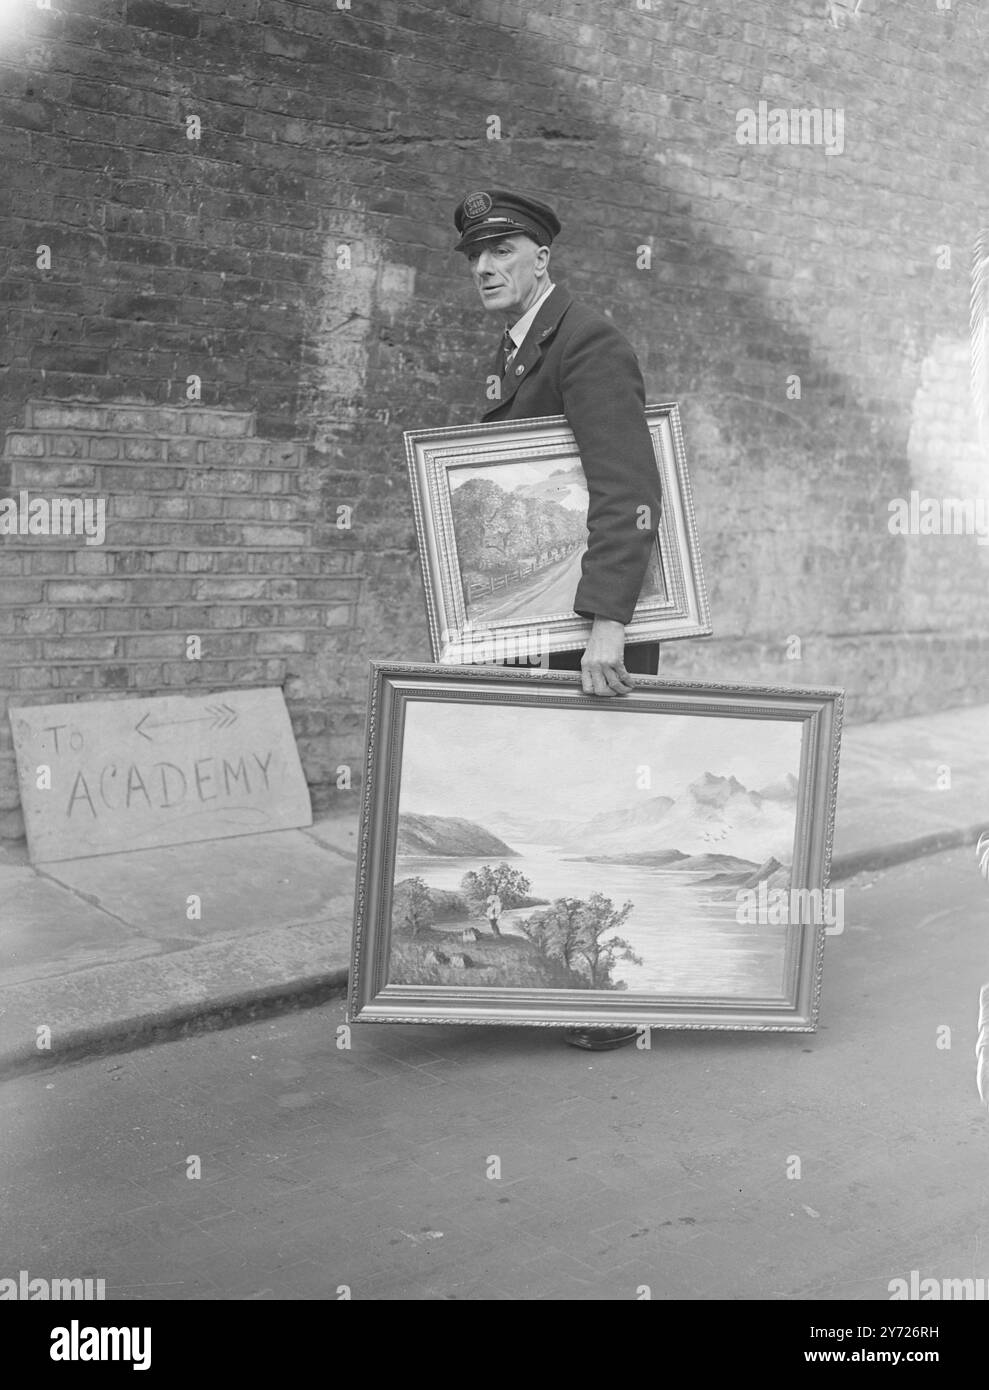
405,403,712,665
349,663,844,1032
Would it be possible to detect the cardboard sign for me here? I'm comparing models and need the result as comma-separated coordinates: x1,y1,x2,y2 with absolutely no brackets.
9,688,313,863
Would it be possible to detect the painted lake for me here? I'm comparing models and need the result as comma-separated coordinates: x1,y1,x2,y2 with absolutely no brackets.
395,841,789,998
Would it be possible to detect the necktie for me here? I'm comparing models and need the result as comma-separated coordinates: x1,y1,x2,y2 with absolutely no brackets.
501,329,515,376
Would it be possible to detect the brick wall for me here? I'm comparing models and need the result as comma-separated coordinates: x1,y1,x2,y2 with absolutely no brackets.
2,0,988,839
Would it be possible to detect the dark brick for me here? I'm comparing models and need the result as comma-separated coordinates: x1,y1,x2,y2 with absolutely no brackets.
104,293,182,321
106,234,174,266
104,205,165,236
108,178,165,208
0,97,56,132
125,1,201,40
67,78,110,111
173,244,252,276
27,346,109,374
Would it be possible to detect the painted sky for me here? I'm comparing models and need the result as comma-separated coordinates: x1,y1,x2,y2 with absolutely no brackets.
447,459,588,512
397,698,803,823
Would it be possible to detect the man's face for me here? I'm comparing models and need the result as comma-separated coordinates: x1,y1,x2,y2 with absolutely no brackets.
466,234,550,320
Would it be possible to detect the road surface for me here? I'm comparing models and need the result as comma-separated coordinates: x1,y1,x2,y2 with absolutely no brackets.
467,549,585,623
467,543,666,626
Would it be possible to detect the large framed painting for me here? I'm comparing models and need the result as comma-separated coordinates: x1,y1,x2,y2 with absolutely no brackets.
349,664,844,1032
405,403,711,666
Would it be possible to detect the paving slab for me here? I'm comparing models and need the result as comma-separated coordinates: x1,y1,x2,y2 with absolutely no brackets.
831,702,988,873
0,862,160,984
0,919,351,1077
41,830,355,941
302,811,359,861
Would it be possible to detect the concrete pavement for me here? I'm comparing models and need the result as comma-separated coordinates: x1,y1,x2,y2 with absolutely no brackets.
0,701,986,1080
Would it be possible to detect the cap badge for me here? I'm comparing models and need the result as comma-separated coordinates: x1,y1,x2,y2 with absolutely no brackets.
464,191,493,220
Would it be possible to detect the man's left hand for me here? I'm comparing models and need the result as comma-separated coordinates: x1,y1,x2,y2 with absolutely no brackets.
580,616,636,697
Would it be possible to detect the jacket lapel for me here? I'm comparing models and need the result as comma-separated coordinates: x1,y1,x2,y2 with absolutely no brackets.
482,286,573,418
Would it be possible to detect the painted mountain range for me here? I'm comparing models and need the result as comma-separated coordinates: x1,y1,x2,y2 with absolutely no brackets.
396,814,518,858
487,771,798,865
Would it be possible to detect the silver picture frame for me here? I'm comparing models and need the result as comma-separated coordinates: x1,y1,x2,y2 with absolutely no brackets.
348,663,844,1032
405,403,712,665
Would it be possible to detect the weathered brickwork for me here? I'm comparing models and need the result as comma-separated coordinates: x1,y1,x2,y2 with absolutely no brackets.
0,403,358,837
1,0,987,838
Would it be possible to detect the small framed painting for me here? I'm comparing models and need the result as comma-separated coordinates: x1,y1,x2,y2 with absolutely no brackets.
405,404,711,665
348,663,843,1032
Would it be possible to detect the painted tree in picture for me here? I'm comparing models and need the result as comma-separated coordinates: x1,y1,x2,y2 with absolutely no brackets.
574,893,641,988
520,891,642,990
399,876,435,938
451,476,585,578
460,863,533,923
517,896,584,974
451,478,521,574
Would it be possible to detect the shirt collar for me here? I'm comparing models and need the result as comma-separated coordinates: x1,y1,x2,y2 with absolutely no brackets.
507,281,556,349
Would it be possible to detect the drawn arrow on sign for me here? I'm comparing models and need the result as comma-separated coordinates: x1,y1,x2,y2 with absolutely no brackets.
134,703,239,742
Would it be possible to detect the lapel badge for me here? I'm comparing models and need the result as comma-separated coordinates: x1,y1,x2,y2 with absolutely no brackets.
515,364,525,376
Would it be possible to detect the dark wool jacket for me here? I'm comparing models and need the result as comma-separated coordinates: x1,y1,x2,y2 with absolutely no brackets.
481,285,662,625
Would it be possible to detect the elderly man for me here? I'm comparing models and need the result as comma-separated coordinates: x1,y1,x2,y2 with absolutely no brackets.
453,188,662,697
453,188,662,1048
